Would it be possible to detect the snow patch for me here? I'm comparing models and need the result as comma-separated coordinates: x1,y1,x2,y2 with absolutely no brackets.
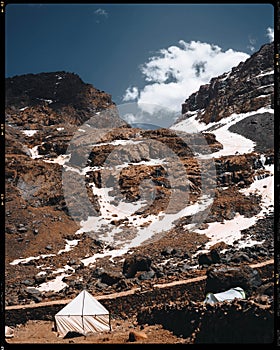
188,163,274,254
255,70,274,78
171,106,273,158
44,154,71,165
58,239,80,254
81,248,129,267
28,145,43,159
22,130,38,137
36,274,69,292
10,254,56,266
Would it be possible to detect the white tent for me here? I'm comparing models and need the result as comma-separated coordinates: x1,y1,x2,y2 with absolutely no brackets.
54,290,111,338
5,326,14,338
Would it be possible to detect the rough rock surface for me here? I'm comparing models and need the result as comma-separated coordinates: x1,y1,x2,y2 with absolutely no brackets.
5,71,118,127
180,42,274,124
4,42,275,344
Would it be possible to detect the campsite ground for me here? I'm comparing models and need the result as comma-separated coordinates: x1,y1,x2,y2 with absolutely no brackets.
5,318,186,344
5,259,274,345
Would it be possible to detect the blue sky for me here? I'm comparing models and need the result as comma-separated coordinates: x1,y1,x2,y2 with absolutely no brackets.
5,3,274,113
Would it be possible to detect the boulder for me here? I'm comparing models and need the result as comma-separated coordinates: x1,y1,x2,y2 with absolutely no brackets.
205,264,262,295
123,255,152,278
128,330,148,342
198,248,221,266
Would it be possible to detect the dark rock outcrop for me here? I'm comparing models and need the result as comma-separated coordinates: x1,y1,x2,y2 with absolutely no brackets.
179,42,273,123
205,264,262,296
123,256,152,278
5,71,117,127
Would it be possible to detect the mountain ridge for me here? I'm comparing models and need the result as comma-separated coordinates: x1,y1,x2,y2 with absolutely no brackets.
175,42,274,126
5,71,120,128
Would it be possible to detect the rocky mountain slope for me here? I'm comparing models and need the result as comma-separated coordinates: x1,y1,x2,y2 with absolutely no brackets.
179,42,274,124
5,71,117,127
4,43,275,343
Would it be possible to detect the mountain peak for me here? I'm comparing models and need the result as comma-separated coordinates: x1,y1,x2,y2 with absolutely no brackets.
5,71,116,127
177,42,274,125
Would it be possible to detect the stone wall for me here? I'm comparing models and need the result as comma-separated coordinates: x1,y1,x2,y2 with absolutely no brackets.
5,279,206,326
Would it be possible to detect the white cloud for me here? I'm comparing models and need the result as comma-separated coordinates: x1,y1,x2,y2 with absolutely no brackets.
266,27,274,42
123,86,139,101
94,8,108,17
118,102,179,128
123,40,249,113
247,36,256,52
122,113,137,124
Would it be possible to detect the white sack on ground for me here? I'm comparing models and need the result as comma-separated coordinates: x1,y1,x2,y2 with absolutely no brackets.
204,287,246,304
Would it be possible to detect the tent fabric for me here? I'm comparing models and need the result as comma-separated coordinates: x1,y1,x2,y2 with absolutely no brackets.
5,326,14,338
204,287,246,304
56,290,109,316
55,290,111,337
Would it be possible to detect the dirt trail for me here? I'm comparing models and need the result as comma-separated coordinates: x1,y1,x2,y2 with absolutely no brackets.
154,258,274,288
5,259,274,311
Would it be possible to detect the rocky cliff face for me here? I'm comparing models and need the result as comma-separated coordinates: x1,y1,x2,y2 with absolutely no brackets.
5,71,118,127
180,42,274,124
